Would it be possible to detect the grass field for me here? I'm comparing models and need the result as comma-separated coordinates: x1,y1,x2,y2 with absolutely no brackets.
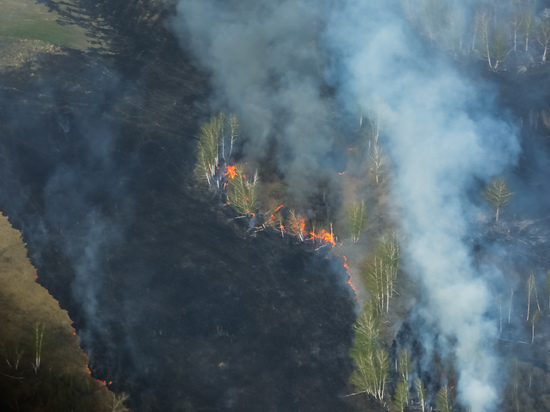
0,0,100,50
0,212,121,410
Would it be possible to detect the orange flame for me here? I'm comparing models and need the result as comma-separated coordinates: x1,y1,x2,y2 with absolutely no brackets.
338,172,345,175
343,256,358,296
225,165,237,179
274,204,284,213
316,230,336,246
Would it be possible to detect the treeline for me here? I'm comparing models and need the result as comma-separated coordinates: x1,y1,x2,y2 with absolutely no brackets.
403,0,550,68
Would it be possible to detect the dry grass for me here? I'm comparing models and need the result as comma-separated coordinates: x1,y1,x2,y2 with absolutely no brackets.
0,0,111,68
0,0,93,49
0,212,120,410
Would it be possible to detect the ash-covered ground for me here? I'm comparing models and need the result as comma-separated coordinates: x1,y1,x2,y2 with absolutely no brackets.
0,2,359,411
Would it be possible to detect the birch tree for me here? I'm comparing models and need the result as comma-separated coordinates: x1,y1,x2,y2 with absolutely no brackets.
522,11,535,52
228,114,239,158
226,164,260,216
416,378,426,412
483,178,513,222
394,379,409,412
364,113,385,185
288,210,305,241
437,385,452,412
348,303,388,400
31,322,45,374
526,272,540,321
348,200,368,243
398,348,412,384
474,10,494,69
537,20,550,63
531,310,541,343
194,114,225,186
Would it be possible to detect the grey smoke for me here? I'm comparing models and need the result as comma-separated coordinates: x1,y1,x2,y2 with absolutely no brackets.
169,0,339,204
170,1,521,411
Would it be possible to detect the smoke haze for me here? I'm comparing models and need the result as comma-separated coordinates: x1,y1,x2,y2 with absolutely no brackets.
171,0,522,410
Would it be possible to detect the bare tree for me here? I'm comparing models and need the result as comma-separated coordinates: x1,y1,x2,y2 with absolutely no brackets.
522,11,535,52
509,288,514,324
288,210,305,241
31,323,45,374
228,114,239,157
511,11,522,51
531,310,541,343
110,392,130,412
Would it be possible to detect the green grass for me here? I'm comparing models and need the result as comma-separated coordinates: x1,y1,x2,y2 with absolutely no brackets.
0,0,97,50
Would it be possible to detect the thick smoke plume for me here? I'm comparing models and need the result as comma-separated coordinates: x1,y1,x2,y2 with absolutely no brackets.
170,0,520,410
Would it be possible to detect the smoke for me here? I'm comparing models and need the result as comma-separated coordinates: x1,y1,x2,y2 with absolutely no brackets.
168,0,342,205
170,0,520,410
323,2,519,410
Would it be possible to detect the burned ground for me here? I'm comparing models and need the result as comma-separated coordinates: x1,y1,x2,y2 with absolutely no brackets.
0,1,358,411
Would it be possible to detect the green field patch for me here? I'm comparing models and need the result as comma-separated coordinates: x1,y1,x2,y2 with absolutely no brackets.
0,0,101,50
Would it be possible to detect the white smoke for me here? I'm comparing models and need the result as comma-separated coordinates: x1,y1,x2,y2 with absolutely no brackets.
323,2,519,410
169,0,521,410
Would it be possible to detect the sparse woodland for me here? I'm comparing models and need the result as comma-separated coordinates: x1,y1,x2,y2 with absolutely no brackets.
193,2,550,411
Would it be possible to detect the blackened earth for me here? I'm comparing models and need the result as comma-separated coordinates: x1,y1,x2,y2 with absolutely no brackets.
0,2,358,411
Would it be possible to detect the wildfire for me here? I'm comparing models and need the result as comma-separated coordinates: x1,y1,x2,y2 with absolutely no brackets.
225,165,237,179
343,256,358,297
338,172,345,175
308,229,336,247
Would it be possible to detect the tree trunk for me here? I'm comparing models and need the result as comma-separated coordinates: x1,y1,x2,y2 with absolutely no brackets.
509,289,513,324
527,289,531,321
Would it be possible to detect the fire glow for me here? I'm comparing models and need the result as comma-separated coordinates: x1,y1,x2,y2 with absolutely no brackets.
225,165,236,179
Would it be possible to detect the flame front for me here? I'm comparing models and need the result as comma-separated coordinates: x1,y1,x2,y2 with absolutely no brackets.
225,165,237,179
343,256,357,297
